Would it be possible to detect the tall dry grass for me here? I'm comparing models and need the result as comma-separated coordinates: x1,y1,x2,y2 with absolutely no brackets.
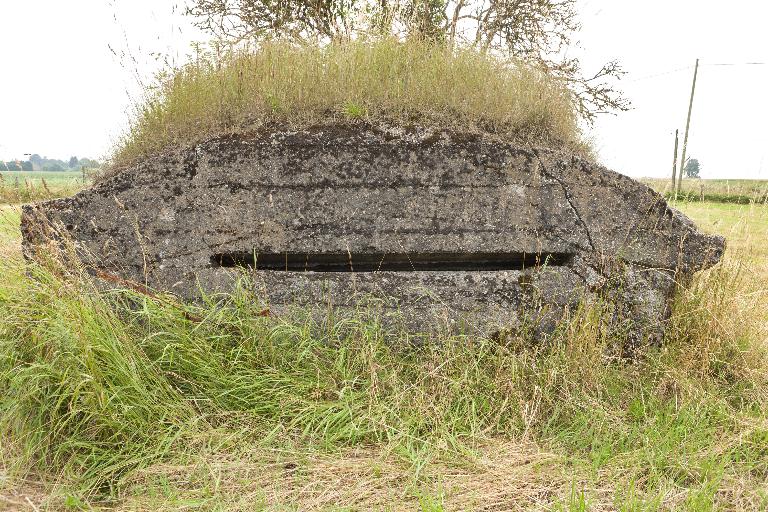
1,239,766,508
111,38,581,169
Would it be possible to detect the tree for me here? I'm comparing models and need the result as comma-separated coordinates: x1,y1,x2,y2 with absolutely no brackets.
29,154,43,171
21,161,33,172
443,0,628,120
0,161,7,171
684,158,701,179
42,162,64,172
6,161,21,171
186,0,356,42
186,0,629,121
79,158,100,168
69,156,79,169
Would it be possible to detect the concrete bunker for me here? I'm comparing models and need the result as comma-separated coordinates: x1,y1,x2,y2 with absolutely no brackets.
21,123,725,341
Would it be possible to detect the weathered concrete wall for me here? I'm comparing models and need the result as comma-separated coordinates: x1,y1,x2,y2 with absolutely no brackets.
21,123,725,340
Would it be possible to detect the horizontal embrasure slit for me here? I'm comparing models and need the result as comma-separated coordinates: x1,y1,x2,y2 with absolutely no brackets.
211,252,573,272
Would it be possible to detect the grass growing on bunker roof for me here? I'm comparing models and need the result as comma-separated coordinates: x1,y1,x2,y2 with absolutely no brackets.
110,38,581,169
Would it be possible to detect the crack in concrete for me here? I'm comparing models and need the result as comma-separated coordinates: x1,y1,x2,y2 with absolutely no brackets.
533,151,596,253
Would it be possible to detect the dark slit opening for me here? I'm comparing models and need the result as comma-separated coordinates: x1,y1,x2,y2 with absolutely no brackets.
211,252,573,272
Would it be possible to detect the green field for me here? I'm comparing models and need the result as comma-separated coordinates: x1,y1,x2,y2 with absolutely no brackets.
0,170,87,204
0,196,766,511
642,178,768,204
0,170,85,182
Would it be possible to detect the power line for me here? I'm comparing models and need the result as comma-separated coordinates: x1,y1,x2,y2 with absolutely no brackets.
631,66,694,82
630,61,766,82
707,62,766,66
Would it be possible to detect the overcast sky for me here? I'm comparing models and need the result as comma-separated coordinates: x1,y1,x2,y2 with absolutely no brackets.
1,0,766,179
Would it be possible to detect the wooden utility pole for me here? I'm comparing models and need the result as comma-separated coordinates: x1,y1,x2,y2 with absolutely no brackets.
676,58,699,201
671,129,679,194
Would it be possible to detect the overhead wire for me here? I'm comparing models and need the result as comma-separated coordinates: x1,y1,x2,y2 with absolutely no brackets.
630,61,766,82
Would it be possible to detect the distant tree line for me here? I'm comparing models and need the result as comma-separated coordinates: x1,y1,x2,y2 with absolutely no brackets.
0,154,100,172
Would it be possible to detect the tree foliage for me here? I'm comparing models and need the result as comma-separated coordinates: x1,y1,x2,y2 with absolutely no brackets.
187,0,355,42
684,158,701,178
186,0,629,121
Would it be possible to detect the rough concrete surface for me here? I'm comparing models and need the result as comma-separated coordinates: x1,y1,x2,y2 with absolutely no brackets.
21,123,725,341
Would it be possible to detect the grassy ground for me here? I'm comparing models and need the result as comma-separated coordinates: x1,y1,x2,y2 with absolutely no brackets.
0,199,766,511
642,179,768,205
0,171,86,204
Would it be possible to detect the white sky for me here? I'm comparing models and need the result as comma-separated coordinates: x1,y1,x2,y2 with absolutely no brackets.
1,0,766,179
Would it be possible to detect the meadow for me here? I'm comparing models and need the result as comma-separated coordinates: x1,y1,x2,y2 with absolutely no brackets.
0,171,86,204
642,178,768,205
0,185,767,510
